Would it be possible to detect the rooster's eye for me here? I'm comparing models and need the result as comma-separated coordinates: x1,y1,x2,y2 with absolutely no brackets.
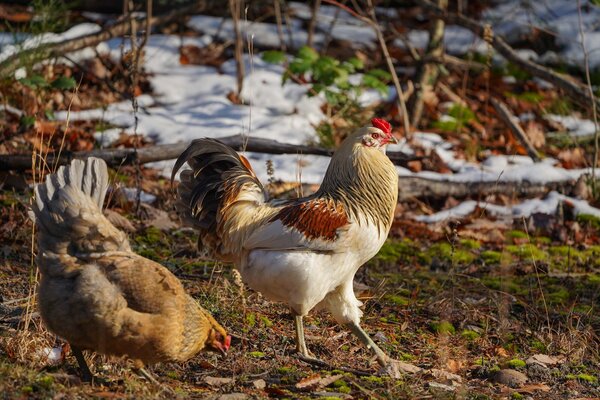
371,133,379,139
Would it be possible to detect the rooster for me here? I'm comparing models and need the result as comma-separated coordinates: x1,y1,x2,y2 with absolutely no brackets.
173,119,415,375
30,157,230,382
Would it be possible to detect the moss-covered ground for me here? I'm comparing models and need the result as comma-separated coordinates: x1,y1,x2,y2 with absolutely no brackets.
0,180,599,400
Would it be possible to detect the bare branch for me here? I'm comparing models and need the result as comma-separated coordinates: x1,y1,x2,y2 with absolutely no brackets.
0,135,418,171
491,97,541,162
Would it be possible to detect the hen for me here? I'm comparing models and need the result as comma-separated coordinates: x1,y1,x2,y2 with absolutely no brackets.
30,157,230,381
173,118,411,374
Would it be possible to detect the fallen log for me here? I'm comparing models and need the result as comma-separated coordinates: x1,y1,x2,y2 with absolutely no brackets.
0,134,418,171
397,175,577,201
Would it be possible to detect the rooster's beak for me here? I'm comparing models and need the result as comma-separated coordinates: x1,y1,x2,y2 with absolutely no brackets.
388,135,399,144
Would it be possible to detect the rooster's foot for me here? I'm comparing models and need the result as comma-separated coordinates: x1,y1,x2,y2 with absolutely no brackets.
380,359,422,379
296,352,328,367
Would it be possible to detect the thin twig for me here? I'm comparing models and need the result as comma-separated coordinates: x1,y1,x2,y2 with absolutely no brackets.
577,0,599,196
408,0,447,128
321,0,411,136
229,0,245,97
307,0,322,48
273,0,287,52
491,97,541,162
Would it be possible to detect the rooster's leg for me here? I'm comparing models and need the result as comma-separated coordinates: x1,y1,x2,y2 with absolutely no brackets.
346,321,422,376
294,314,311,357
346,322,389,367
71,346,93,382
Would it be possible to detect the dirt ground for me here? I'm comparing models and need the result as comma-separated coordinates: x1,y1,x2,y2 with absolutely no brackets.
0,172,599,400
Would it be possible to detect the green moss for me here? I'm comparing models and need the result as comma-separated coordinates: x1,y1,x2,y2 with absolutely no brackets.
576,374,597,383
506,244,547,262
535,236,552,245
481,250,502,264
247,351,265,358
35,375,53,389
566,373,598,383
245,313,256,329
260,315,273,328
510,91,543,104
386,295,410,306
530,339,547,353
361,376,386,384
506,230,527,240
481,276,527,295
547,97,573,115
577,214,600,230
546,287,570,305
428,242,475,265
431,320,455,335
398,352,415,361
373,239,417,265
587,274,600,284
20,386,34,394
166,371,179,379
507,359,526,369
331,380,351,393
460,239,481,250
461,330,480,341
511,392,524,400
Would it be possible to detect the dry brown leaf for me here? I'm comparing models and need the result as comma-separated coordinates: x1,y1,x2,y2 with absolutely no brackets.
557,147,586,169
252,379,266,389
104,209,136,233
495,347,509,358
204,376,234,386
518,383,551,393
295,374,323,390
525,121,545,148
446,359,464,374
526,354,563,368
430,368,463,384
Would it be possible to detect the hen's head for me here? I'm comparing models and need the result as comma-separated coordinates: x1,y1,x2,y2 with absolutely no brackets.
356,118,398,148
207,326,231,356
199,307,231,356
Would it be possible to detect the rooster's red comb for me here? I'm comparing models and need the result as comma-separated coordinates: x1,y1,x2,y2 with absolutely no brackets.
371,118,391,134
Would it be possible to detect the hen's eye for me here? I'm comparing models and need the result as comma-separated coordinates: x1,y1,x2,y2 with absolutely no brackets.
371,133,379,139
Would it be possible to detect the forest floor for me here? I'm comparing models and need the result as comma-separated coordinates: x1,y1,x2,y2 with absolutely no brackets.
0,170,599,399
1,1,600,398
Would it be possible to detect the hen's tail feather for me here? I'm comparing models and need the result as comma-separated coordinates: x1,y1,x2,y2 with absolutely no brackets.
30,157,130,258
172,138,266,257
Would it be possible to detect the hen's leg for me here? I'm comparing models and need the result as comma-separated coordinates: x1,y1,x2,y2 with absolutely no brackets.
71,346,93,382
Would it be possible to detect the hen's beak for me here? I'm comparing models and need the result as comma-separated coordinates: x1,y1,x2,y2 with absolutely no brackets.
388,135,399,144
212,335,232,357
212,340,228,357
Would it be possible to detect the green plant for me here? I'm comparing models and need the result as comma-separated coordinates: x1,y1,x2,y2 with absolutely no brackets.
431,103,476,132
263,46,391,147
9,0,71,74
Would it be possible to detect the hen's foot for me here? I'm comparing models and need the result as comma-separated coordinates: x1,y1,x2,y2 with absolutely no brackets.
71,346,94,383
